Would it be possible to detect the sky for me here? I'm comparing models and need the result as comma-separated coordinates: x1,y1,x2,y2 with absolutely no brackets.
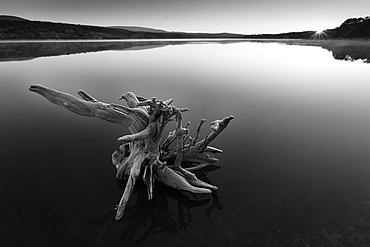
2,0,370,34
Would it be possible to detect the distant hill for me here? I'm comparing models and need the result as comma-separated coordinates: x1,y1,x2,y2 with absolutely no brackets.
245,16,370,39
0,15,29,21
0,18,134,40
0,15,247,40
331,16,370,38
1,15,369,40
110,26,168,33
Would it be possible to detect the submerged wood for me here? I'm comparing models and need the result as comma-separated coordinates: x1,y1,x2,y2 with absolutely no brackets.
29,84,233,220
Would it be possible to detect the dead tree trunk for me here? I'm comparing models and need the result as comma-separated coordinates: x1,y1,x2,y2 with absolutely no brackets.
29,84,233,220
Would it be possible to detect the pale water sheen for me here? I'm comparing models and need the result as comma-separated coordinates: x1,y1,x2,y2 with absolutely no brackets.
2,41,370,246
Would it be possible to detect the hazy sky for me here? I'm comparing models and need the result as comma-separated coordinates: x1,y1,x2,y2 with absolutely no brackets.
2,0,369,34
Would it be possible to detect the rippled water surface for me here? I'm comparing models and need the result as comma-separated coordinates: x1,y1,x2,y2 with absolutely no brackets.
2,40,370,246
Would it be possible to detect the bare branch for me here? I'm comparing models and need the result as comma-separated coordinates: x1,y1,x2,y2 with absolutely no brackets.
29,84,149,132
192,119,206,145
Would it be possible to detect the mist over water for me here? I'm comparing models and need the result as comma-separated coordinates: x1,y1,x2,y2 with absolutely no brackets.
2,41,370,246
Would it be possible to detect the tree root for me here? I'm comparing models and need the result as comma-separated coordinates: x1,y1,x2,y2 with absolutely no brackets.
29,84,233,220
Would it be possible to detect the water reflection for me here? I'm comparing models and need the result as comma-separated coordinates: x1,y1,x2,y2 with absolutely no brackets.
82,166,222,245
269,39,370,63
1,39,370,63
0,40,242,61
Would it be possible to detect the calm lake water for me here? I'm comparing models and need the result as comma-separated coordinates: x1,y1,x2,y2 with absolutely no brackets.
1,40,370,246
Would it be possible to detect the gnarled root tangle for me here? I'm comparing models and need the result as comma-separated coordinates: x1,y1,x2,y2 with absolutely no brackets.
29,84,233,220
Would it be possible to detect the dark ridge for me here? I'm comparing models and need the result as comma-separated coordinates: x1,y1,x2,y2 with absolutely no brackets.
0,15,369,40
244,16,370,39
0,15,29,21
110,26,168,33
333,16,370,38
0,16,247,40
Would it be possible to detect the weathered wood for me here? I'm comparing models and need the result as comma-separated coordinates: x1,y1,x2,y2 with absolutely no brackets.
29,84,233,220
29,84,148,133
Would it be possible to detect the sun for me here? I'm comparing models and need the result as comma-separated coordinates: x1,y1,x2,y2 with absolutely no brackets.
311,28,329,39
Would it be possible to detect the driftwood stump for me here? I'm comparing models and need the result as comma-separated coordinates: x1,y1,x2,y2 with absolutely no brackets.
29,84,233,220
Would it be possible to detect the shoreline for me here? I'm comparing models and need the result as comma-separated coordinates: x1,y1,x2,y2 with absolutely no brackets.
0,37,369,44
